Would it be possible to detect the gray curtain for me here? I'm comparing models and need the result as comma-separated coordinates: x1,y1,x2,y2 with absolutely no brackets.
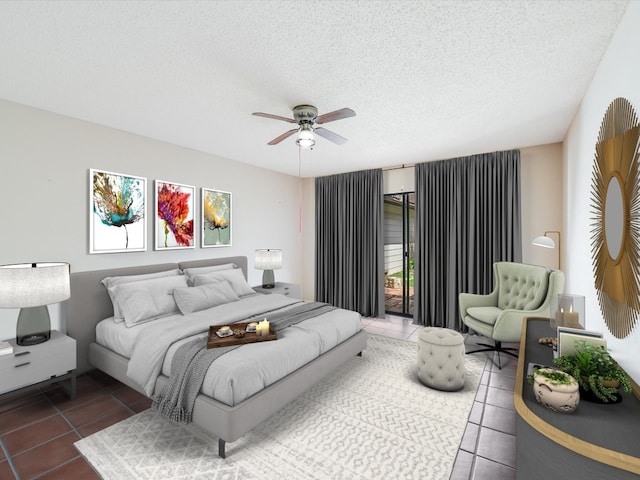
413,150,522,329
315,169,384,317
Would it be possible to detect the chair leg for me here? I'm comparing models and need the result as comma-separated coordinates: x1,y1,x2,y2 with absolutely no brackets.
465,339,518,369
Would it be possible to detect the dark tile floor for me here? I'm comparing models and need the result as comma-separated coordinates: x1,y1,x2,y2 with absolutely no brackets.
0,370,152,479
0,319,517,479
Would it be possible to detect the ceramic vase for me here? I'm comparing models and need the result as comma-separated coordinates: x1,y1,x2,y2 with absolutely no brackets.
533,368,580,413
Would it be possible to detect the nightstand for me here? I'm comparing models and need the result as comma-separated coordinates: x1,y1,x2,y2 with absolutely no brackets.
0,330,76,401
253,282,301,299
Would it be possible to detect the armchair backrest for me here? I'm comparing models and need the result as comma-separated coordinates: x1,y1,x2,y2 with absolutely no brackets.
494,262,550,311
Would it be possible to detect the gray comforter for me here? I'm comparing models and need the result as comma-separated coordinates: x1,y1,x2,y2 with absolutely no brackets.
153,302,337,422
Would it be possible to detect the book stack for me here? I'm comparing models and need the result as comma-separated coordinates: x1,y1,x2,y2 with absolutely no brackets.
0,340,13,356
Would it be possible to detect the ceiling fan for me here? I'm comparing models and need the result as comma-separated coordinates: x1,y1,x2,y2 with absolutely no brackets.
252,105,356,148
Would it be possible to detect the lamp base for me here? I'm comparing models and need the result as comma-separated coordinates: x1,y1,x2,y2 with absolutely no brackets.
18,333,50,346
16,305,51,346
261,269,275,289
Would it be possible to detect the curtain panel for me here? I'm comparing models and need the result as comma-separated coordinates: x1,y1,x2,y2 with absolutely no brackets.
413,150,522,329
315,169,384,317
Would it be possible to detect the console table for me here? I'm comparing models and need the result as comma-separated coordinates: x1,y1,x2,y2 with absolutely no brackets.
515,318,640,479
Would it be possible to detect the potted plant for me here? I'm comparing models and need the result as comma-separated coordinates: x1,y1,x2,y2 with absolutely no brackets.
553,339,632,403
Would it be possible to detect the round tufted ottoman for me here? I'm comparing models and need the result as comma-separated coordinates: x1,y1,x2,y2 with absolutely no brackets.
417,327,465,391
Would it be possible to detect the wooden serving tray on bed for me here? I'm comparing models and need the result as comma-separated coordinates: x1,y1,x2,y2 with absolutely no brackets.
207,322,277,349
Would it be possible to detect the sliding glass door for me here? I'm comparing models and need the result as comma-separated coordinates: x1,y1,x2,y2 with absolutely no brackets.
384,192,415,316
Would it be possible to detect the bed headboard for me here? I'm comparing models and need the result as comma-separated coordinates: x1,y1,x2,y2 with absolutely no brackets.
66,256,248,373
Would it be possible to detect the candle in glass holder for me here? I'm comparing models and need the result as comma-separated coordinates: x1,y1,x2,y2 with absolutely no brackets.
563,308,580,328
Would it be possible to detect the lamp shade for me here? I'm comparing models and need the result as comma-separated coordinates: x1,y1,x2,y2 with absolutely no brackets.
254,249,283,270
0,262,70,308
532,235,555,249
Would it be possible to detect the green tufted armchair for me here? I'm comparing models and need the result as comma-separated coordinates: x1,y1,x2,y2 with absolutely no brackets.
459,262,565,368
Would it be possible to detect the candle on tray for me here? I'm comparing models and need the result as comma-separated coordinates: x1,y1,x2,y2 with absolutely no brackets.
257,319,270,336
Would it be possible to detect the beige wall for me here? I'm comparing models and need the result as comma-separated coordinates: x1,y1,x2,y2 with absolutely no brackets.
520,144,563,268
563,2,640,382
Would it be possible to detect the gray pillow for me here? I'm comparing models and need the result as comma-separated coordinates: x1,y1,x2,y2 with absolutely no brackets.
192,268,255,297
101,269,182,321
182,263,237,285
108,275,188,327
173,280,240,315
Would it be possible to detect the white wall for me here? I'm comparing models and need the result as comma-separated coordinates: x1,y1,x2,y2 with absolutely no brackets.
563,2,640,381
0,100,304,339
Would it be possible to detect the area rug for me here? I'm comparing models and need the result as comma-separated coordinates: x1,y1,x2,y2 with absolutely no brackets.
75,334,485,480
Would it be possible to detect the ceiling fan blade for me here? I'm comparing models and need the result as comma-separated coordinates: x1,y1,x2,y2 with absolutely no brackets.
268,128,298,145
315,127,348,145
315,107,356,124
252,112,297,123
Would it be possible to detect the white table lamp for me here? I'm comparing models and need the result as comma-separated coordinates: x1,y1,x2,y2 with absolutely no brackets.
254,249,282,288
0,262,70,345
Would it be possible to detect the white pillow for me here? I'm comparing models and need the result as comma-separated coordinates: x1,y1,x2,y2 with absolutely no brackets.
192,268,255,297
182,263,237,285
108,275,188,327
173,280,240,315
101,269,182,321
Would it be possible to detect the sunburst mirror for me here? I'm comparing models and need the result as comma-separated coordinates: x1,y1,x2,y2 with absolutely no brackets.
591,97,640,338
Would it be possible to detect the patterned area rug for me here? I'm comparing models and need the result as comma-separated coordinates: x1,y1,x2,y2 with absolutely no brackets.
75,334,485,480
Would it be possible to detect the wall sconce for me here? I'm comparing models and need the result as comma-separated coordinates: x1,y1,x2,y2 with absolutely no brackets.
254,249,282,288
0,262,70,345
532,230,561,269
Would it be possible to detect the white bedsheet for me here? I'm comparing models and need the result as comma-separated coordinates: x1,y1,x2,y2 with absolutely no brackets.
96,295,362,405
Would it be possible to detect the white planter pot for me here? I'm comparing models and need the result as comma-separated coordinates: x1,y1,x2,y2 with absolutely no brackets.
533,368,580,413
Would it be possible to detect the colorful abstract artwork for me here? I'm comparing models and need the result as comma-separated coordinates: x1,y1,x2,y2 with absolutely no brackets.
201,188,231,247
90,169,146,254
155,180,195,250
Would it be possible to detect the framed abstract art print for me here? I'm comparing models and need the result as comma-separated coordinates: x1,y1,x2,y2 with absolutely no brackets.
155,180,195,250
90,169,146,254
201,188,231,247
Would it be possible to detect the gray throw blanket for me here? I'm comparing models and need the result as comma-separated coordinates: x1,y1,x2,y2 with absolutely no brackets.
153,340,239,423
266,301,337,332
153,302,336,423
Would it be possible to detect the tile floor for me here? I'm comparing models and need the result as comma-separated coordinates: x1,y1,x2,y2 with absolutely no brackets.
0,370,152,479
0,317,518,479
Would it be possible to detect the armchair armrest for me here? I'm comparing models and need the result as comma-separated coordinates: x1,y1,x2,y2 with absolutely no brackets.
493,308,542,342
459,289,498,321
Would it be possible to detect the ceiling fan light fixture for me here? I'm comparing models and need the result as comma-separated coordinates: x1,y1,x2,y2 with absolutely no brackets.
296,124,315,148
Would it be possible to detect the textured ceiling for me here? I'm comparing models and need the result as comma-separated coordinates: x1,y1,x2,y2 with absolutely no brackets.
0,1,629,178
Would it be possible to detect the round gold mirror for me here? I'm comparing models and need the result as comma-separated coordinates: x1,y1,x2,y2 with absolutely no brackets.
591,97,640,338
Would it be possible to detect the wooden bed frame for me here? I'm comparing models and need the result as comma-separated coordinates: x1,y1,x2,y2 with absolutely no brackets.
65,256,368,458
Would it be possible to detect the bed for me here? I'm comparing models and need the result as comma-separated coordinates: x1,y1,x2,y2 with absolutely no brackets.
66,256,368,458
